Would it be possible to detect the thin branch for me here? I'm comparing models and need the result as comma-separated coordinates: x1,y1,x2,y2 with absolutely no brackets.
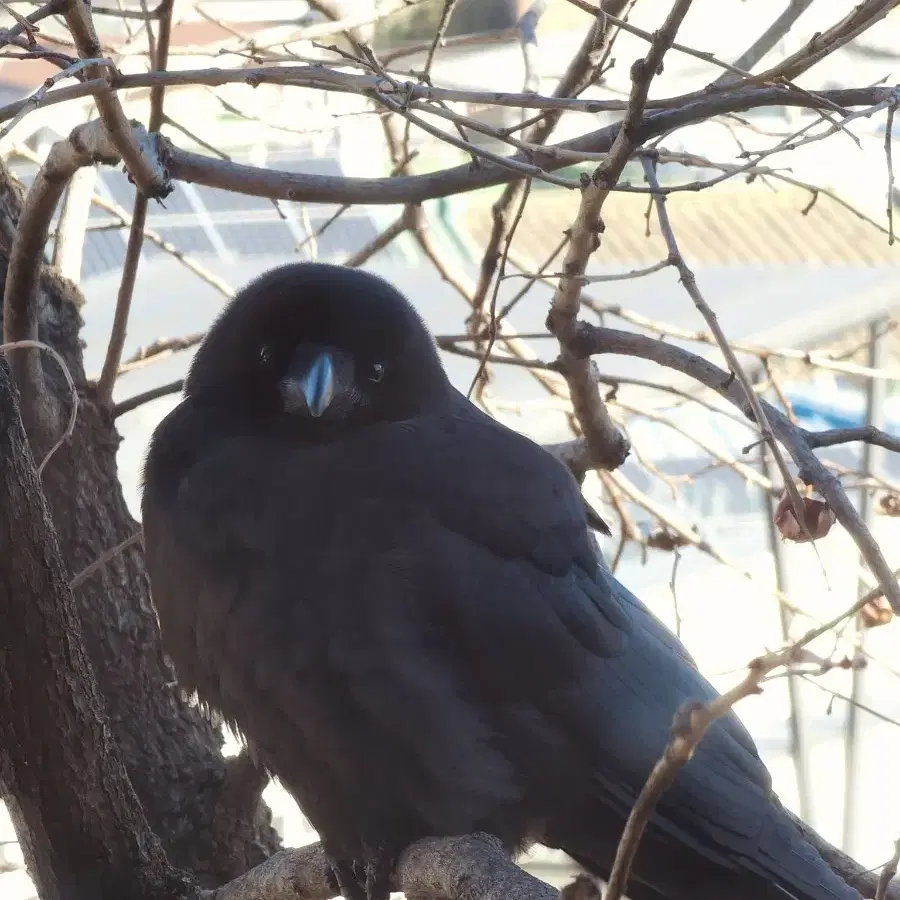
423,0,459,80
805,426,900,454
0,55,111,142
604,627,854,900
569,325,900,613
886,103,896,245
0,340,77,475
120,334,206,371
546,0,696,471
96,0,175,404
62,0,170,199
343,204,417,268
714,0,816,85
96,192,148,402
69,530,143,590
113,378,183,418
639,155,816,552
3,118,156,451
877,840,900,900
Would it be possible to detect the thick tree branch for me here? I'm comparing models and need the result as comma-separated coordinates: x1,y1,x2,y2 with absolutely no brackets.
0,356,188,900
201,834,558,900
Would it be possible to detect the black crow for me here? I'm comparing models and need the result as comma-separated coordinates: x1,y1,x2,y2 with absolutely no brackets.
141,263,860,900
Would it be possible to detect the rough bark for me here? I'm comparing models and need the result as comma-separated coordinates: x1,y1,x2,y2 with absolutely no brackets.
0,355,191,900
0,161,280,886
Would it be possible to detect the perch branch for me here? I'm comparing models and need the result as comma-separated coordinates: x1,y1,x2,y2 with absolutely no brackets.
201,834,557,900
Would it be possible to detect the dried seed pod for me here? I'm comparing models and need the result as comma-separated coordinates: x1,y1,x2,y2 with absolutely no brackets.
773,491,835,542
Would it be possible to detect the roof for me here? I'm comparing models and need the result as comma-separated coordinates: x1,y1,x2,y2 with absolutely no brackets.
466,185,900,268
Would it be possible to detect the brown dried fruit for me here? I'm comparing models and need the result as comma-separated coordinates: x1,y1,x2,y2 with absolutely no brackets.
860,594,895,629
773,491,835,542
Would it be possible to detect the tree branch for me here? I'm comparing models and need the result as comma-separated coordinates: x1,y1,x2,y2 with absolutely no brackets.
0,355,188,900
62,0,170,199
96,0,175,405
2,118,163,450
201,834,558,900
713,0,816,86
546,0,696,470
568,325,900,613
162,85,895,204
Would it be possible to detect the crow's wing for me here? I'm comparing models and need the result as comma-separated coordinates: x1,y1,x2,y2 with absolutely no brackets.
142,396,848,899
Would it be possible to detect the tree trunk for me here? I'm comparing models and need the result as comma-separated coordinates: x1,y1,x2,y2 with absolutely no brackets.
0,163,279,887
0,356,192,900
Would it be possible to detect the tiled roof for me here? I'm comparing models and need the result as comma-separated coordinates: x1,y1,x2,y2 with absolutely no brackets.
466,184,900,267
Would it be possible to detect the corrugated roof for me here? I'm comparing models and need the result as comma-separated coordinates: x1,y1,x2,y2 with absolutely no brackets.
466,185,900,267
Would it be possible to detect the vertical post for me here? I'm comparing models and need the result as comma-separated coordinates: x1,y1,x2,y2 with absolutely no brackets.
842,316,889,856
515,0,547,94
759,442,812,823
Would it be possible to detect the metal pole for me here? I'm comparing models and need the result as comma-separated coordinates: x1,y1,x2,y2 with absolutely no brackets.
842,317,889,856
759,443,812,823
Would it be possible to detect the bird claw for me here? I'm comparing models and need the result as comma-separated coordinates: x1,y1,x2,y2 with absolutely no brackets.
364,851,393,900
328,860,368,900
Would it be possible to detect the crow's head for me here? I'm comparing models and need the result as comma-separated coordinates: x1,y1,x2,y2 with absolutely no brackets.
184,263,451,437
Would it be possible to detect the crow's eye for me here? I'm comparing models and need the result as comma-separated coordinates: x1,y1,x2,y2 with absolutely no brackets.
369,363,385,384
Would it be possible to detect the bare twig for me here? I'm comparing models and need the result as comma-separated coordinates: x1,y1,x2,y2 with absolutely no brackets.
805,426,900,454
877,840,900,900
603,635,835,900
63,0,170,199
95,0,175,404
343,204,417,268
3,118,156,451
714,0,815,85
0,340,77,476
0,56,112,142
546,0,696,471
886,104,896,245
113,378,184,418
569,325,900,613
69,530,143,590
638,155,816,549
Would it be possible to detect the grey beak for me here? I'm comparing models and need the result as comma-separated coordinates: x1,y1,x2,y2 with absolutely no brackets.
282,350,335,418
